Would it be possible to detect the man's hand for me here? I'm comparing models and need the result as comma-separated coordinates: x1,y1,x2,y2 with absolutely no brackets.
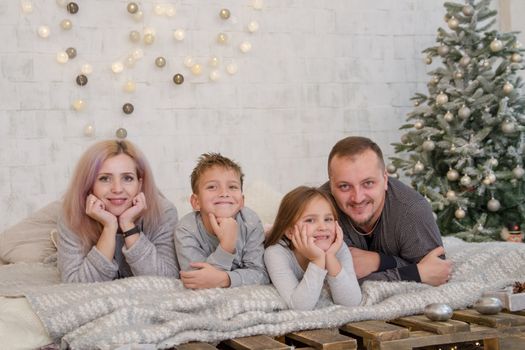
209,213,238,254
349,246,380,279
180,262,231,289
417,246,453,286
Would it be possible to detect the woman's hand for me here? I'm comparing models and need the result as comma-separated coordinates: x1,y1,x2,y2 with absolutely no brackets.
119,192,147,232
291,224,325,269
85,194,118,230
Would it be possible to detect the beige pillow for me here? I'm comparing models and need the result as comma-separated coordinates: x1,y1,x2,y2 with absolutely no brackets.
0,201,61,263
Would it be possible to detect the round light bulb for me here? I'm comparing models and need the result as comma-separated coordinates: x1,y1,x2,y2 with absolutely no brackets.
124,55,136,68
191,63,202,75
165,5,176,17
209,70,220,81
240,41,252,53
60,19,73,30
56,0,67,7
209,56,220,67
252,0,264,10
80,63,93,75
226,62,238,75
72,99,86,111
37,25,50,38
217,32,228,44
154,4,165,15
56,51,69,64
129,30,140,43
247,20,259,33
21,1,33,13
184,56,194,68
131,48,144,60
173,29,185,41
123,80,136,93
133,10,143,21
83,124,95,137
143,33,155,45
111,61,124,74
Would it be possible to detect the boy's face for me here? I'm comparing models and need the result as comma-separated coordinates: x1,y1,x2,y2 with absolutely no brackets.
190,165,244,218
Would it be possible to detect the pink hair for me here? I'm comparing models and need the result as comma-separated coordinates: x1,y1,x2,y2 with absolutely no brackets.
62,140,162,250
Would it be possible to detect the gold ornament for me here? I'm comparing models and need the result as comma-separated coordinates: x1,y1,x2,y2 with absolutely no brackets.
458,105,471,120
217,32,228,44
437,44,449,57
425,56,432,65
155,57,166,68
414,120,424,129
444,111,454,122
490,38,503,52
154,4,165,15
414,161,425,173
131,48,143,60
447,16,459,30
435,92,448,105
72,99,85,111
488,158,498,167
460,175,472,187
486,172,497,184
127,2,138,14
482,177,492,186
133,10,143,21
165,5,176,17
219,8,231,20
511,53,522,63
501,120,516,134
487,198,501,212
66,47,77,59
173,73,184,85
446,190,456,200
66,2,79,14
513,166,525,179
454,70,463,79
60,19,72,30
129,30,140,43
386,164,397,174
459,55,471,67
122,103,134,115
455,208,466,219
503,82,514,95
422,139,435,152
75,74,88,86
430,75,440,85
462,5,474,16
115,128,128,139
252,0,264,10
446,169,459,181
191,64,202,75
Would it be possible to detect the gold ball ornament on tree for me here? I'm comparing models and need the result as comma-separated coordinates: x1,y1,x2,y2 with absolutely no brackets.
462,5,474,16
454,71,463,79
56,0,67,7
435,92,448,105
459,55,471,67
487,198,501,212
414,120,424,129
173,73,184,85
184,56,194,68
75,74,88,86
132,10,143,21
386,164,397,174
490,38,503,52
513,165,525,179
60,19,72,30
501,119,516,134
66,47,77,59
511,53,522,63
219,8,231,20
488,158,498,167
455,208,466,219
430,75,440,85
116,128,128,139
437,44,449,57
66,2,79,14
422,139,435,152
486,172,497,184
444,111,454,122
460,175,472,187
458,105,471,120
447,169,459,181
425,56,432,65
446,190,457,201
155,57,166,68
413,161,425,173
503,82,514,95
127,2,139,14
122,103,134,115
447,16,459,30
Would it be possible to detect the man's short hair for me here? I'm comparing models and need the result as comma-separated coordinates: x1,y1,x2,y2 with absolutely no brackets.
328,136,385,173
190,153,244,194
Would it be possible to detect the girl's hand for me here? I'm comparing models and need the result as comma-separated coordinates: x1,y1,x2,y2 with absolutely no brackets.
326,221,344,256
119,192,147,232
291,224,325,267
85,194,117,230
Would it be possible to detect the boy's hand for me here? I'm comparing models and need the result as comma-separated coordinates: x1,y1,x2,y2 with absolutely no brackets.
209,213,238,254
291,224,325,269
180,262,231,289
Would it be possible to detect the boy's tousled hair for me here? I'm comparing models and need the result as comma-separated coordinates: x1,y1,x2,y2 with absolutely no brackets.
265,186,338,248
190,153,244,193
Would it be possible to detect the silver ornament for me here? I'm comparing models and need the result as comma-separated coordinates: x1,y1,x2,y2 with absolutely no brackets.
446,169,459,181
486,173,497,184
488,158,498,167
459,55,471,67
446,190,456,200
414,161,425,173
460,175,471,187
422,140,435,152
490,39,503,52
501,120,516,134
474,297,502,315
487,198,501,212
401,134,410,144
424,303,453,321
513,166,525,179
386,164,397,174
414,121,424,129
454,71,463,79
437,45,449,57
447,17,459,30
455,208,466,219
444,111,454,122
430,75,440,85
462,5,474,16
503,82,514,95
425,56,432,65
511,53,522,63
482,177,492,186
436,92,448,105
458,105,471,120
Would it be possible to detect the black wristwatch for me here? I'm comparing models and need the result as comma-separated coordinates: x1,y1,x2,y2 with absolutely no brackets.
121,226,140,238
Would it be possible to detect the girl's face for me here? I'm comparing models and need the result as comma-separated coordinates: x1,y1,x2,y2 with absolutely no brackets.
91,153,142,216
295,196,336,251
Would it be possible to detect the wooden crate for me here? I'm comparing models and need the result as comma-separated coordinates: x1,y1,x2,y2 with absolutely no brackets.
174,310,525,350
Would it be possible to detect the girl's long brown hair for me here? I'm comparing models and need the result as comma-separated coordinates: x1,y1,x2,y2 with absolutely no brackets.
62,140,162,250
265,186,338,248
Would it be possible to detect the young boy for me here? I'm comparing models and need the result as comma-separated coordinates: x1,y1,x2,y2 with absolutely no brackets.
175,153,269,289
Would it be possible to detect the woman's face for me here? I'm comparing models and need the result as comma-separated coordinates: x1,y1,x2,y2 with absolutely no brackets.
91,153,141,216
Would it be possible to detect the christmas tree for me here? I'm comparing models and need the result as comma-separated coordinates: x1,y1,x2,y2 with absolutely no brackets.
390,0,525,242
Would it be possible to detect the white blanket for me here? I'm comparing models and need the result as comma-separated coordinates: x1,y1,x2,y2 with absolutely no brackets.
1,237,524,350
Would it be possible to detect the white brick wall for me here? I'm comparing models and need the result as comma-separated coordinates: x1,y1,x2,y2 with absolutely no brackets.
0,0,518,230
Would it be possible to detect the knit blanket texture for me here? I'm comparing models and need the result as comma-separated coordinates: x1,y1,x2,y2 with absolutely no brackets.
1,237,525,350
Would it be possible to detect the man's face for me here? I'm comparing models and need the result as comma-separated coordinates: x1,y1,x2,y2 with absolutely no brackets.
328,149,388,232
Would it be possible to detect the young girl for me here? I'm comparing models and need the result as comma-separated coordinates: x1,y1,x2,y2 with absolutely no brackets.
58,140,179,282
264,186,361,310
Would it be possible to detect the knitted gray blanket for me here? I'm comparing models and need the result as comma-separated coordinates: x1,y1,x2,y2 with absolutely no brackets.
2,238,525,350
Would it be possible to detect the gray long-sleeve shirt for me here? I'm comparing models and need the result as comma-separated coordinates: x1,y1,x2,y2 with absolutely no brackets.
264,241,362,310
174,207,269,288
321,177,443,283
58,196,179,282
